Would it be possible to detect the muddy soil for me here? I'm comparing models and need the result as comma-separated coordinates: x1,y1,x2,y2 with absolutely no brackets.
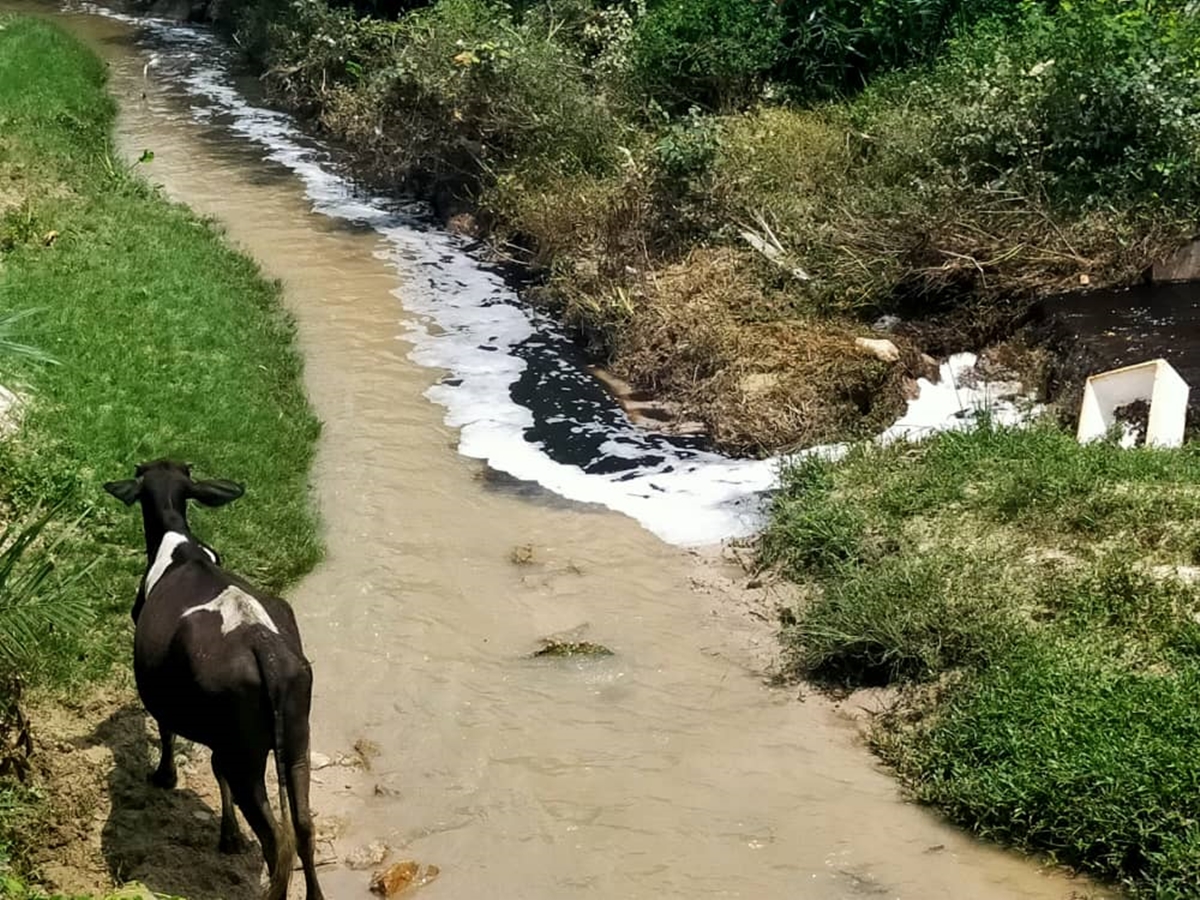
29,679,373,897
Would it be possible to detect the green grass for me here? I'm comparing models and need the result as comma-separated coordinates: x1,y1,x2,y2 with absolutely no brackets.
0,14,322,874
764,422,1200,895
1,871,180,900
0,15,322,687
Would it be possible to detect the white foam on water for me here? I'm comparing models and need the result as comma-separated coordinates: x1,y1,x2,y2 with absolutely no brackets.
73,2,1037,546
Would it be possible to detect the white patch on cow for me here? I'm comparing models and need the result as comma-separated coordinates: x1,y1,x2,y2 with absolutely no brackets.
183,586,279,636
199,544,217,563
144,532,190,597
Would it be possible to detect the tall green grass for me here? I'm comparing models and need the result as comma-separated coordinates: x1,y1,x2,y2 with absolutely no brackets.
765,423,1200,894
0,13,324,877
0,15,322,683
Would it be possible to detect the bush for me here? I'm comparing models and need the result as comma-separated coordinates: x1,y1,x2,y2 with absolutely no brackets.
896,0,1200,209
775,0,1028,99
628,0,787,112
262,0,623,185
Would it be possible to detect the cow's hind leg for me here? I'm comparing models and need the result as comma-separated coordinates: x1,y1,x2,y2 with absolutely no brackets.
149,723,176,789
228,759,280,876
212,754,248,854
288,757,324,900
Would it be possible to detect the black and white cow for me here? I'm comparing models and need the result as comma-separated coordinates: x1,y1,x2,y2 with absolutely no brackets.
104,459,324,900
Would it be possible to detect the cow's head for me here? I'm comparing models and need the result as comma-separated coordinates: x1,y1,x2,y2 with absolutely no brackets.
103,459,244,515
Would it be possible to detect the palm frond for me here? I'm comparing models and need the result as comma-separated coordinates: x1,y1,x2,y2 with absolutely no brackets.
0,309,58,365
0,502,96,671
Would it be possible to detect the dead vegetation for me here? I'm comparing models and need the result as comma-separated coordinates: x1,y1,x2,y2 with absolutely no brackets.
599,248,916,454
233,4,1200,455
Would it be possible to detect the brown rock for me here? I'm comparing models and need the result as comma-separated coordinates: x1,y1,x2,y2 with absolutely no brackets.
854,337,901,363
370,861,441,896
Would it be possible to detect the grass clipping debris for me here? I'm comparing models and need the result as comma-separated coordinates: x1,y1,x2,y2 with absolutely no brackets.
599,248,917,456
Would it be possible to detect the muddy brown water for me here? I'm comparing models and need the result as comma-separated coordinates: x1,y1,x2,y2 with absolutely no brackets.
7,4,1108,898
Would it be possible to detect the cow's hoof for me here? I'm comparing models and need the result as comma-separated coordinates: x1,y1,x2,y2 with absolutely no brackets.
219,831,249,854
148,768,177,789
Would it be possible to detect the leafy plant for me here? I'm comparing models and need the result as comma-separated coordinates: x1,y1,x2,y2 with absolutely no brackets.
774,0,1032,99
651,105,719,182
901,0,1200,208
0,504,96,675
628,0,787,112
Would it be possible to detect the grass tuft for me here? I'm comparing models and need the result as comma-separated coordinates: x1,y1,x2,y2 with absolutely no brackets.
766,421,1200,894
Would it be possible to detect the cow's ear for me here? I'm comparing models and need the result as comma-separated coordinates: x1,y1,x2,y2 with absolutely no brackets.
189,479,244,507
103,479,142,506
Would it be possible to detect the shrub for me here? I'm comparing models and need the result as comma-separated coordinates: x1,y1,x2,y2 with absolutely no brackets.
897,0,1200,209
774,0,1032,99
628,0,787,112
260,0,624,188
391,0,623,172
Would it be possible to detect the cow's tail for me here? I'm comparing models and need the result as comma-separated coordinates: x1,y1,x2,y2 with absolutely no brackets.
258,645,297,900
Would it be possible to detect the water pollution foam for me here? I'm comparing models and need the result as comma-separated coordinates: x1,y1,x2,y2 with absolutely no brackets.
75,1,1037,546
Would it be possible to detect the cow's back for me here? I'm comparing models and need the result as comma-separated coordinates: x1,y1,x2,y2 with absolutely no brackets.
134,562,284,750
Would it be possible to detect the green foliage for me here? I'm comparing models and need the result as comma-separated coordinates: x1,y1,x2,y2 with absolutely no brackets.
259,0,623,183
761,455,866,576
0,505,95,677
888,0,1200,209
0,16,323,683
0,310,57,366
775,0,1031,98
767,422,1200,895
650,107,716,178
394,0,621,171
883,645,1200,896
623,0,1032,111
0,14,324,878
783,551,1029,684
628,0,786,112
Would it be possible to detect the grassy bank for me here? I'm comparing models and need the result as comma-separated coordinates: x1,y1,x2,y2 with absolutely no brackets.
762,423,1200,896
0,14,321,879
178,0,1200,455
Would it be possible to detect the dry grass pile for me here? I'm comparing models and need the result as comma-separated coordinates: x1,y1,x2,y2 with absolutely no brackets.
601,248,918,455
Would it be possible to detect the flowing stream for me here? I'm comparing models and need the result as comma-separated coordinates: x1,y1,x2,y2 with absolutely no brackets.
10,3,1105,897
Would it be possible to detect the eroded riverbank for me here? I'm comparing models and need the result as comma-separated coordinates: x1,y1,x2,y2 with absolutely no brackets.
9,5,1110,898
